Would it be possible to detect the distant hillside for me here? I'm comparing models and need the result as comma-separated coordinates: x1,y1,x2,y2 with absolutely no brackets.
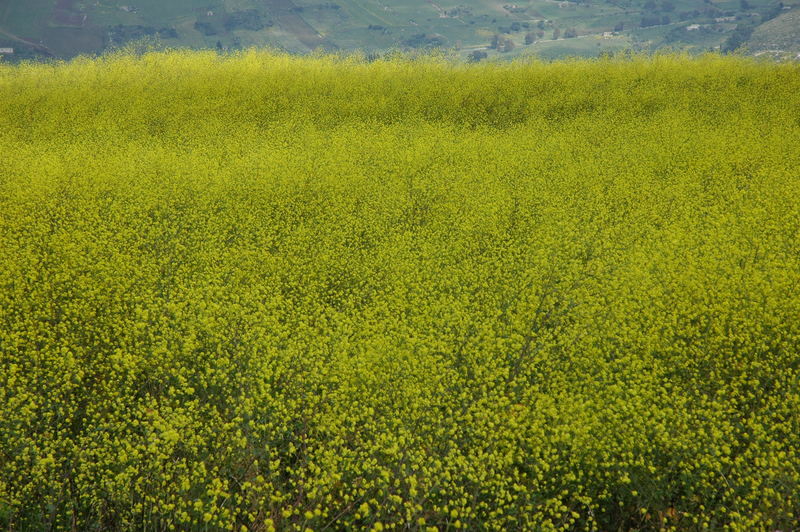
0,0,798,61
747,8,800,57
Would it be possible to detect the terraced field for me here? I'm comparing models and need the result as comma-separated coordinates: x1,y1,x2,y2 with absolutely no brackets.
265,0,337,50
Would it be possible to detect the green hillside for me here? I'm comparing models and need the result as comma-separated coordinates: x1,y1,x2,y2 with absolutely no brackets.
0,0,798,61
746,8,800,57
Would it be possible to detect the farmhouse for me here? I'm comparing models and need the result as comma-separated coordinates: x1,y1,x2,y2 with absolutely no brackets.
0,47,13,54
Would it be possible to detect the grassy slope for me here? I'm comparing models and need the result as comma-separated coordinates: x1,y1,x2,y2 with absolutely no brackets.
747,9,800,55
0,0,797,59
1,52,799,531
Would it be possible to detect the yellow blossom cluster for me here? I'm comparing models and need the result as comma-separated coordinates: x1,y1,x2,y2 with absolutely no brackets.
1,51,799,530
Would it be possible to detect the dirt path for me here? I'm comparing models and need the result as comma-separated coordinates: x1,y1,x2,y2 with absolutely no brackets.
0,27,52,54
264,0,337,51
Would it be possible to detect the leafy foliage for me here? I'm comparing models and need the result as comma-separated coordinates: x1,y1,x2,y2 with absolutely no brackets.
1,52,799,531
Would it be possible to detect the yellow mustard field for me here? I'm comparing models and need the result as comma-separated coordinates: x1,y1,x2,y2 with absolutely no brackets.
1,51,800,531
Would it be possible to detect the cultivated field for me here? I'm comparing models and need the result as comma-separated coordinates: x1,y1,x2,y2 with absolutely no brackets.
1,52,799,531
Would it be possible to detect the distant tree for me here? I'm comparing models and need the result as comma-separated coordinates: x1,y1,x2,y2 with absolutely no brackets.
537,20,546,29
739,0,750,9
722,23,755,52
501,37,515,52
552,27,561,39
640,15,662,27
537,30,545,38
194,21,218,36
490,34,500,48
525,32,535,44
614,22,624,31
403,33,444,48
215,40,223,52
510,22,521,32
468,50,488,62
109,24,169,46
564,27,578,38
661,15,671,24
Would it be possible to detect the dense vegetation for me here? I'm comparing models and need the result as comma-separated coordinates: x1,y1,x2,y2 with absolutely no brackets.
1,52,799,531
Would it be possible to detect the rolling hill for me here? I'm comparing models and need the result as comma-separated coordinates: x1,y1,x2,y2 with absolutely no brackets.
746,7,800,57
0,1,798,60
